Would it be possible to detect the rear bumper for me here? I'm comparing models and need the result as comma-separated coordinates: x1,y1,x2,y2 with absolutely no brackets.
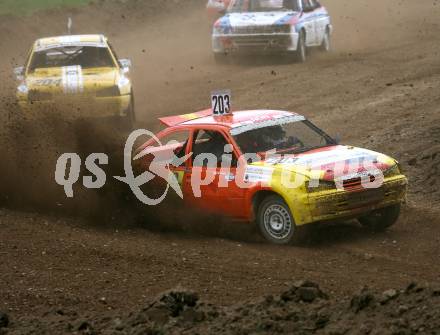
17,94,131,118
212,32,299,54
302,176,408,224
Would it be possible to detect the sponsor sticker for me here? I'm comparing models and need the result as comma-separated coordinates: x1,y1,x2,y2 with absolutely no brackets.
62,65,84,94
244,165,274,183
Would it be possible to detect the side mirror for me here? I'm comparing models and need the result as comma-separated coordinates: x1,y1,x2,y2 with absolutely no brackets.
14,66,25,81
118,59,132,73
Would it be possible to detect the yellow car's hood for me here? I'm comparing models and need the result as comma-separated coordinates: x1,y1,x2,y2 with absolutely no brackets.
25,66,119,95
249,145,396,181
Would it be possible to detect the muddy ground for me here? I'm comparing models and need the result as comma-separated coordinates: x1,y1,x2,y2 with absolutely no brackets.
0,0,440,333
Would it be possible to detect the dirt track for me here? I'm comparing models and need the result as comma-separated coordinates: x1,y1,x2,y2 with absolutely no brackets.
1,0,440,332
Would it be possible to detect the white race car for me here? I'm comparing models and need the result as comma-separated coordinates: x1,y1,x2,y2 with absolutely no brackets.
212,0,332,62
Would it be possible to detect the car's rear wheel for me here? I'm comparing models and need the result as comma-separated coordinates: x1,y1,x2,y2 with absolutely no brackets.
295,30,307,63
320,28,331,52
257,195,296,245
358,204,401,231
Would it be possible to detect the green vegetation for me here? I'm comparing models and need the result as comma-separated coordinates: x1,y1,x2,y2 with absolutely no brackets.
0,0,90,16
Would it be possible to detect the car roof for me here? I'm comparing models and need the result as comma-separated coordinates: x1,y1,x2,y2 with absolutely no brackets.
34,34,107,52
160,109,306,132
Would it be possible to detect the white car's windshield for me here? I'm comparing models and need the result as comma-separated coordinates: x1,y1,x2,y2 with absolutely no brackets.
232,120,335,155
229,0,299,13
28,46,115,72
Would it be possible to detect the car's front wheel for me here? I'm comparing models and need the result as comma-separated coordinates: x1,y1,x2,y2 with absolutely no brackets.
257,195,296,245
122,91,136,131
295,30,307,63
320,28,331,52
358,204,401,231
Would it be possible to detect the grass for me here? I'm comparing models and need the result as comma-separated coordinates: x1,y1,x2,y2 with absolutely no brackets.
0,0,91,16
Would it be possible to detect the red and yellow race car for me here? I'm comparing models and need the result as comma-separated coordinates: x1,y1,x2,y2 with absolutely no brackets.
134,108,407,244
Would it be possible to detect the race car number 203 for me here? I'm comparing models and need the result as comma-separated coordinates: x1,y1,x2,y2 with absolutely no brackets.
211,90,231,115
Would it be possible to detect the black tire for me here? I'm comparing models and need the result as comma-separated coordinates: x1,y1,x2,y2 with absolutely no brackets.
295,30,307,63
122,91,136,131
320,28,331,52
257,195,296,245
358,204,401,231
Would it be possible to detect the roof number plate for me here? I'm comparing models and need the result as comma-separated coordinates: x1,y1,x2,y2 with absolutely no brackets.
211,90,231,116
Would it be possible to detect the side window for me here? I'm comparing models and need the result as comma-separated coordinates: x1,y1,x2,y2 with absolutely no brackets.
107,42,121,67
301,0,314,11
192,130,236,167
282,0,300,11
309,0,320,9
24,47,33,72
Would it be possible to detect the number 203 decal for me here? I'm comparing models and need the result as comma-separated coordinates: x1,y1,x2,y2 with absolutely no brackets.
211,89,231,116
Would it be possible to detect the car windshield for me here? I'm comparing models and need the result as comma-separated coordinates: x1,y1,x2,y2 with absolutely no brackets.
232,120,334,155
28,46,115,72
228,0,299,13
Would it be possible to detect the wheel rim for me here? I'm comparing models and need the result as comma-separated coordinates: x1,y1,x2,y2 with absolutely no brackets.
263,204,293,240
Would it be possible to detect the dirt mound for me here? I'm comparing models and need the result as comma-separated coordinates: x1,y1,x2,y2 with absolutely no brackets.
2,280,440,334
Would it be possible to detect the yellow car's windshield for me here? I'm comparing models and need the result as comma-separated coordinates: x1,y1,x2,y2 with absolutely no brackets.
28,46,116,72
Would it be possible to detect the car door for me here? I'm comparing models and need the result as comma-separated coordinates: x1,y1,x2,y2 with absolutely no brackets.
309,0,326,45
182,128,247,219
299,0,317,46
134,128,192,206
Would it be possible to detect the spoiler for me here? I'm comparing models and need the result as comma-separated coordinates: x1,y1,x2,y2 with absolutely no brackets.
159,109,212,127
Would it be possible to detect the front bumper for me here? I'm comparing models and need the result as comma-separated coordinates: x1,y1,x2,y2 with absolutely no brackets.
17,94,131,119
212,32,299,53
302,176,408,225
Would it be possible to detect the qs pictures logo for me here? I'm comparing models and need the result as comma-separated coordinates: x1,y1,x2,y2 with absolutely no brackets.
115,129,191,205
54,129,191,206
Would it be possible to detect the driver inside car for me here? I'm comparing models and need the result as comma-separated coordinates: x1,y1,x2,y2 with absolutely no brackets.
193,131,229,166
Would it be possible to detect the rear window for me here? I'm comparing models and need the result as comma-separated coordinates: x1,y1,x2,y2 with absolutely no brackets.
28,46,115,72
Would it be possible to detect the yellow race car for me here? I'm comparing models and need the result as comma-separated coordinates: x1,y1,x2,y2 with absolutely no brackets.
14,34,135,127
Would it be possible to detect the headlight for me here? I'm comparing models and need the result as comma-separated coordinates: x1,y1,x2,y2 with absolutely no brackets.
383,164,401,178
306,180,336,193
118,74,130,89
17,83,29,94
96,85,120,97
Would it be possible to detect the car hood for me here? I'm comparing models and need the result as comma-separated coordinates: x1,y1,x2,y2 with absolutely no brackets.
248,145,396,182
25,66,119,94
218,11,297,29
